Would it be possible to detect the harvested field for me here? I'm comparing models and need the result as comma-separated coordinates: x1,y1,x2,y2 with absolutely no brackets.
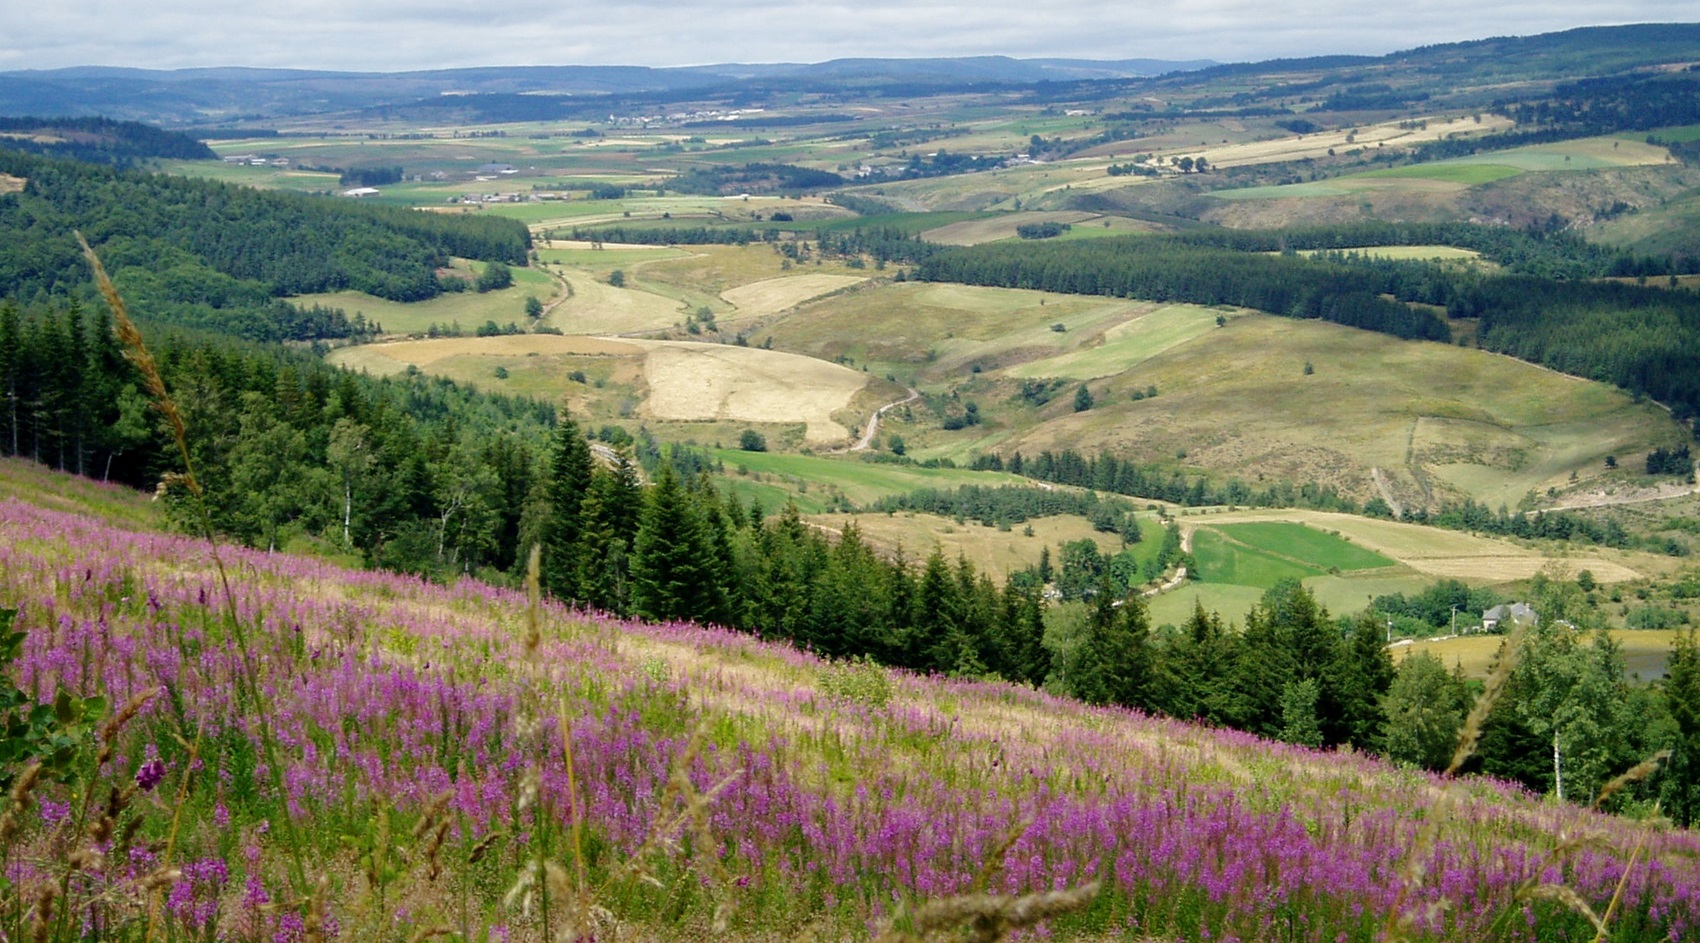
1189,115,1515,170
330,335,872,445
720,273,867,317
640,342,870,446
328,335,643,375
0,174,22,194
547,268,686,334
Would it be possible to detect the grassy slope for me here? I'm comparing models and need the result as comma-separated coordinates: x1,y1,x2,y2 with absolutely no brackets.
751,270,1681,510
0,462,1694,942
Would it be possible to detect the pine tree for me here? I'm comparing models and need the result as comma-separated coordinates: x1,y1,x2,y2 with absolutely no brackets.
1070,579,1153,709
0,301,20,458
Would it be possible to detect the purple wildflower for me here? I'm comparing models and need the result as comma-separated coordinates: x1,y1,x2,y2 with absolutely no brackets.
135,757,167,792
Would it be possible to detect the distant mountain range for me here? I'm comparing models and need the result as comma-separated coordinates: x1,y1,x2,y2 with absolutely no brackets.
2,23,1697,129
0,57,1216,126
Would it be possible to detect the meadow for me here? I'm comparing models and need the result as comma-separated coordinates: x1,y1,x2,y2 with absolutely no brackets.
0,478,1695,942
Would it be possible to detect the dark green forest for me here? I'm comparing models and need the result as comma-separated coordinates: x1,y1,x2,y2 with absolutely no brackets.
0,151,529,339
0,116,217,165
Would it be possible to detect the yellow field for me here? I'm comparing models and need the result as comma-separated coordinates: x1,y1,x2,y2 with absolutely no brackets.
1189,114,1517,171
809,511,1124,579
0,174,22,194
1395,629,1682,680
720,273,868,318
638,341,871,446
328,335,873,446
545,269,687,334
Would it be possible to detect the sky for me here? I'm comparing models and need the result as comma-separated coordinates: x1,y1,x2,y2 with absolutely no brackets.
4,2,1698,74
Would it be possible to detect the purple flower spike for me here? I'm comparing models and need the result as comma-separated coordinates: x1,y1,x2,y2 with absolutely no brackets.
135,757,168,792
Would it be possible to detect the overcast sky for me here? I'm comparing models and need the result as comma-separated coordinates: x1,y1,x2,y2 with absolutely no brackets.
4,2,1697,73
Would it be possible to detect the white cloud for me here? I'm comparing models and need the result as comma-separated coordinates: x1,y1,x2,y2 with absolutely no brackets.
2,1,1697,72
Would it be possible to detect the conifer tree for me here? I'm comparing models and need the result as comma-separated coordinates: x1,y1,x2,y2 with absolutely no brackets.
631,466,713,624
541,410,593,602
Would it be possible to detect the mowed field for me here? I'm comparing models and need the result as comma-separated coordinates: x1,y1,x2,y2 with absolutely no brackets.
328,334,879,446
757,280,1187,378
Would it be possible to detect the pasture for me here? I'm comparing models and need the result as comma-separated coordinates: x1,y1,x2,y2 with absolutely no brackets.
962,313,1681,509
292,264,556,334
719,273,869,319
1004,303,1229,380
710,449,1031,506
1208,134,1672,202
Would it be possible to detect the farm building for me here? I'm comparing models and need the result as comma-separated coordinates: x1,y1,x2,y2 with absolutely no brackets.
1482,602,1537,632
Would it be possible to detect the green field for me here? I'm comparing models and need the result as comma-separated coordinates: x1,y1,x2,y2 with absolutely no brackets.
1191,528,1324,585
1357,163,1525,184
1213,521,1396,572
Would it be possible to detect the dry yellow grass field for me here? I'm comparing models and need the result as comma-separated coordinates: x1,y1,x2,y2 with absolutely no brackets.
639,341,871,446
329,334,643,374
332,335,874,445
546,269,687,334
0,174,23,194
720,273,868,317
1189,114,1517,170
1395,629,1682,680
808,511,1125,579
988,313,1677,507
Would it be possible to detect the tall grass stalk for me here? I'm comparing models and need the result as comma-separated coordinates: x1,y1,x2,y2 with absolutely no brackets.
77,233,311,897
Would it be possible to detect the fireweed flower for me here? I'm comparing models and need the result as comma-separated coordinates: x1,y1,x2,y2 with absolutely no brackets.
135,757,167,792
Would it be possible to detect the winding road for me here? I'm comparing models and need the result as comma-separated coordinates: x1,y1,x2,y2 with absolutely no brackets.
849,387,921,452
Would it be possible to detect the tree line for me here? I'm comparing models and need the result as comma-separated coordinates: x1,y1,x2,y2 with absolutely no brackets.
915,236,1452,341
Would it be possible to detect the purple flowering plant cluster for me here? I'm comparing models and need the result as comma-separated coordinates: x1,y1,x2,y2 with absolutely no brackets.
0,491,1694,941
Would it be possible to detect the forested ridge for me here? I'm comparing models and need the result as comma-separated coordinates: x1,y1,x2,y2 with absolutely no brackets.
0,151,529,338
0,116,217,165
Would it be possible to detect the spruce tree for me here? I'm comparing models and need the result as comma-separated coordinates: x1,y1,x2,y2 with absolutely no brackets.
541,411,593,602
630,466,712,624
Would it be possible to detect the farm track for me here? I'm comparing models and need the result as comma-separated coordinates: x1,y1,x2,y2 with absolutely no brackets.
847,387,922,452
